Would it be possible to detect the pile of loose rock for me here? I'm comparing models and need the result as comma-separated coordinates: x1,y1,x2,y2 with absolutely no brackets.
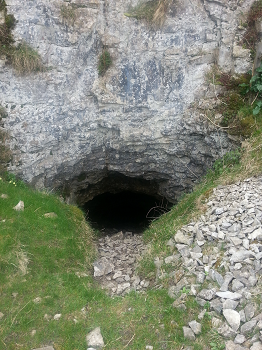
164,177,262,349
93,231,150,296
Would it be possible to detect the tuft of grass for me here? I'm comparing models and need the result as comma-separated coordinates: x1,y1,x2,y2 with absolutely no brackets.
9,42,44,74
98,50,112,76
125,0,172,27
60,4,76,26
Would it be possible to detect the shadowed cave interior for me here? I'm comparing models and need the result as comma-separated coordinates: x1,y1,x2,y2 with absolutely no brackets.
83,190,173,233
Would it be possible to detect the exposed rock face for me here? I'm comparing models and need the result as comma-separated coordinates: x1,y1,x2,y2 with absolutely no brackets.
0,0,255,202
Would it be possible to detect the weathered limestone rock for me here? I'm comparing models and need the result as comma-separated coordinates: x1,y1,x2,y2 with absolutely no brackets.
1,0,255,201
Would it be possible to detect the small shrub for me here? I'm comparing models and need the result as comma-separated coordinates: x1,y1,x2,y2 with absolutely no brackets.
60,4,76,26
10,42,43,74
213,149,241,176
98,50,112,76
240,62,262,115
125,0,172,27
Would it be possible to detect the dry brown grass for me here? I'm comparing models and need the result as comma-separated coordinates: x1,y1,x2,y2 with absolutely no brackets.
125,0,173,27
152,0,171,27
10,42,44,74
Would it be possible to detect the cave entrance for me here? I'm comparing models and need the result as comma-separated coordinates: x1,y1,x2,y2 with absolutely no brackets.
83,190,172,233
83,191,172,234
77,173,173,234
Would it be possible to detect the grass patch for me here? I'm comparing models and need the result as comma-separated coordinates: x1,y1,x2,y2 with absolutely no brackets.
125,0,172,27
98,50,112,76
0,177,96,349
0,176,214,349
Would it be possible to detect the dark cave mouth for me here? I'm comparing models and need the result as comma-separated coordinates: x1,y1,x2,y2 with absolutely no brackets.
82,190,173,233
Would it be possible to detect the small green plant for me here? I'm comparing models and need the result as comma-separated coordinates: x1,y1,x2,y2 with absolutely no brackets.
213,149,241,176
181,286,190,294
60,4,76,26
210,342,225,350
98,50,112,76
240,63,262,115
4,172,27,188
204,301,210,310
125,0,172,27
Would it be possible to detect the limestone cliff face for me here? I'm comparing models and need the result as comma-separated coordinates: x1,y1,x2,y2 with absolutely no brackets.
0,0,255,202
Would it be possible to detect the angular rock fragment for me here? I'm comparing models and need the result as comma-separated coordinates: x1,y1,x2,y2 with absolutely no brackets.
188,320,201,335
250,342,262,350
183,326,195,341
240,319,257,335
198,289,216,301
13,201,24,211
223,309,240,331
86,327,104,349
216,292,242,300
234,334,246,344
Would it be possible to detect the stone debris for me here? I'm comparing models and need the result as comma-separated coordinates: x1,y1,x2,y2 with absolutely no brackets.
167,177,262,345
13,201,24,211
32,347,54,350
0,312,4,320
86,327,104,349
93,231,149,296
